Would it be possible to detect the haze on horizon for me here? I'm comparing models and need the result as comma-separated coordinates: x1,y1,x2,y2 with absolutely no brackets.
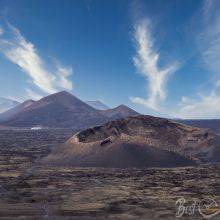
0,0,220,119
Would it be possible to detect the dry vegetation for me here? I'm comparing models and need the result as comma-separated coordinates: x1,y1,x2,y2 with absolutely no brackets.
0,128,219,219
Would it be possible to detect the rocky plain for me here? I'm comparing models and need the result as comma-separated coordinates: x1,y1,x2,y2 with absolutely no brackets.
0,128,219,220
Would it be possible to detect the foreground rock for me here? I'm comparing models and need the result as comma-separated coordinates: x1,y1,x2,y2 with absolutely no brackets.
0,127,219,219
42,115,219,168
0,165,219,219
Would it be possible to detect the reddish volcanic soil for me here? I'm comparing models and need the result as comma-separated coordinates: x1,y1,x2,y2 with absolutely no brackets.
43,115,220,168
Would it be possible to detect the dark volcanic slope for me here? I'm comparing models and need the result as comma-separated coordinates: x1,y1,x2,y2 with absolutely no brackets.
42,115,220,168
0,91,139,129
1,92,106,129
101,104,138,119
43,140,195,168
178,119,220,134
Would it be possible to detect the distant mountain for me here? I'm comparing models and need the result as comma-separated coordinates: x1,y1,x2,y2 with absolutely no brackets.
85,100,109,110
0,91,139,129
0,97,20,113
42,115,219,168
102,104,138,119
177,119,220,134
0,100,35,122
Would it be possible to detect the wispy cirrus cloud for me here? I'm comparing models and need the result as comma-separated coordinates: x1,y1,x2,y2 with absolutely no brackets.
198,4,220,75
130,19,179,111
203,0,216,15
174,0,220,119
6,88,42,102
175,90,220,119
0,26,3,35
0,23,73,96
54,61,73,91
25,88,43,100
131,1,220,119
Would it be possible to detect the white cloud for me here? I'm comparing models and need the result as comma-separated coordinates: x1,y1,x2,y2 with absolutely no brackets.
54,61,73,90
175,91,220,119
198,19,220,74
203,0,216,15
0,27,3,35
25,88,43,100
6,96,23,103
174,0,220,119
130,19,179,111
6,89,42,102
0,24,73,95
129,1,220,119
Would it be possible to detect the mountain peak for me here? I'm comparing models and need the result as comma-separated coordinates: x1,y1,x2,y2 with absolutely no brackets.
0,92,139,129
55,90,70,95
116,104,129,109
0,97,20,114
23,99,35,104
114,104,138,114
45,91,73,99
22,100,35,108
39,91,80,104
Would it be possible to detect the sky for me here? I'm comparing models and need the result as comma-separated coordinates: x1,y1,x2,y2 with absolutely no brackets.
0,0,220,119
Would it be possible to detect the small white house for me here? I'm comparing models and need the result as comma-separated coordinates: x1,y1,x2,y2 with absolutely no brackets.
31,126,42,130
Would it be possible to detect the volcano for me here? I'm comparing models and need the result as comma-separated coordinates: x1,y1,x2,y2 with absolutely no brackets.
42,115,220,168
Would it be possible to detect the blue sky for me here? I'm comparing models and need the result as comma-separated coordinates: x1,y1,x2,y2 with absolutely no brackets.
0,0,220,119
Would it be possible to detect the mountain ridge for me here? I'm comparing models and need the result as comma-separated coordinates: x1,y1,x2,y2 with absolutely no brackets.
0,99,35,122
0,97,20,114
0,91,139,130
85,100,109,110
